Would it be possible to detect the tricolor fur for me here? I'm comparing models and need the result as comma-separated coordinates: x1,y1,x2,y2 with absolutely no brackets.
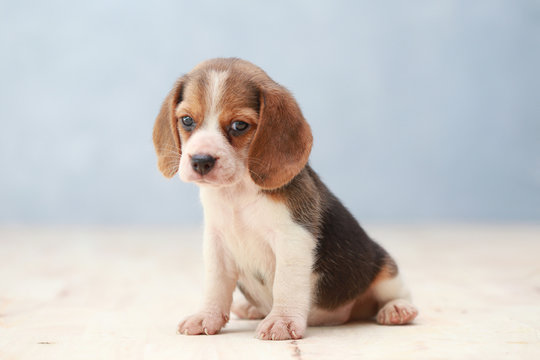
153,58,418,341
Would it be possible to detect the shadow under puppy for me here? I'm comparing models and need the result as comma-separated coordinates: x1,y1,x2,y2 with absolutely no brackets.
153,58,418,341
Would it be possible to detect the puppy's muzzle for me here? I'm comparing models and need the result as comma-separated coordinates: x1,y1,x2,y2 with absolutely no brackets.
191,154,216,176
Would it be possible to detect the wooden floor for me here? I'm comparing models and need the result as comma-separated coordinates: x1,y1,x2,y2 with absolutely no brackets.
1,225,539,359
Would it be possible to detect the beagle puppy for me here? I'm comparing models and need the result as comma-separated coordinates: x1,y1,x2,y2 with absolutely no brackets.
153,58,418,341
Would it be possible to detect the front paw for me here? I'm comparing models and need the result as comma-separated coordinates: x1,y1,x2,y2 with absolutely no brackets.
256,313,306,341
177,311,229,335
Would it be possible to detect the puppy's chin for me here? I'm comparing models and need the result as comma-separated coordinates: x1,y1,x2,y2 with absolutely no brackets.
179,172,242,188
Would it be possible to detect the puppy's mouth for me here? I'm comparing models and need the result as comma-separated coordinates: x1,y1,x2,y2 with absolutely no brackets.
185,171,240,187
192,178,216,185
192,177,240,188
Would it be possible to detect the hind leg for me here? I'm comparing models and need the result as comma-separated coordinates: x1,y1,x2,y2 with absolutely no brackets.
349,259,418,325
373,274,418,325
231,292,267,320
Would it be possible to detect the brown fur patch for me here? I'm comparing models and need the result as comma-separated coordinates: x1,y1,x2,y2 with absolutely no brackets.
152,77,185,178
247,83,313,190
349,258,400,319
371,256,400,285
175,73,209,143
217,107,258,151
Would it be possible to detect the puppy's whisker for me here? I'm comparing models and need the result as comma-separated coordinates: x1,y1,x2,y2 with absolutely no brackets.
157,143,181,152
248,169,264,182
159,150,179,155
158,145,180,151
157,148,181,155
160,156,181,160
158,142,179,148
161,156,180,162
239,156,268,167
164,163,180,170
162,160,180,168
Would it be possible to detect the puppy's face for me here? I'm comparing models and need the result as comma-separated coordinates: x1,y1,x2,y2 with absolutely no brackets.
153,58,313,190
176,68,259,186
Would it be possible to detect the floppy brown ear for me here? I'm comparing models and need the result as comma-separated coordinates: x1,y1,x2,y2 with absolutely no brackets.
152,78,185,178
248,83,313,189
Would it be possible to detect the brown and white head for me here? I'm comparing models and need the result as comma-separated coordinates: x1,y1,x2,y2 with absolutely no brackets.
152,58,313,190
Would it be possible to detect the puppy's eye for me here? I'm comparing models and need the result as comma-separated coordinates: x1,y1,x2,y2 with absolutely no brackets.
230,120,249,135
180,116,195,130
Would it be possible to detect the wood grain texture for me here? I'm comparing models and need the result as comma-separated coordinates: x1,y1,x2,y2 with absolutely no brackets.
1,225,539,359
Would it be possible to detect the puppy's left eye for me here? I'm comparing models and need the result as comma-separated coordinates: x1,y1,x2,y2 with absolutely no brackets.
230,121,249,135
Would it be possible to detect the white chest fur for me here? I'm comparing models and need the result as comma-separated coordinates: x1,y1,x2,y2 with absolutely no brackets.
199,179,315,313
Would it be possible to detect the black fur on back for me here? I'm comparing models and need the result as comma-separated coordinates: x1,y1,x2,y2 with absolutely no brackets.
266,165,390,310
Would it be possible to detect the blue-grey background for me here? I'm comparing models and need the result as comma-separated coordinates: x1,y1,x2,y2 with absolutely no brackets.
1,0,539,225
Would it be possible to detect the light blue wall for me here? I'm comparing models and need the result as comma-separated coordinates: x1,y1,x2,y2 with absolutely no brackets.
1,0,539,224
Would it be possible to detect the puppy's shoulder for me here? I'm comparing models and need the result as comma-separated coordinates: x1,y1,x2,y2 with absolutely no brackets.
263,164,324,237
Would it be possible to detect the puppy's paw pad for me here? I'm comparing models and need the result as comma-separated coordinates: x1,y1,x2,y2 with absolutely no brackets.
256,315,305,341
177,311,229,335
231,301,265,320
377,300,418,325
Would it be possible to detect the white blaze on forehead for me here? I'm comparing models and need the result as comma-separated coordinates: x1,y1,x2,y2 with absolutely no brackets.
203,70,229,130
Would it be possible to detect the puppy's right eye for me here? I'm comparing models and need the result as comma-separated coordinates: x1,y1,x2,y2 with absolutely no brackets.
180,116,195,130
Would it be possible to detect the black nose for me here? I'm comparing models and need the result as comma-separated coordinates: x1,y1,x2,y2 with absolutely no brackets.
191,154,216,176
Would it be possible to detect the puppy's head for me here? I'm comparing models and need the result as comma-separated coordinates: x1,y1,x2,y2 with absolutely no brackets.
153,58,312,190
